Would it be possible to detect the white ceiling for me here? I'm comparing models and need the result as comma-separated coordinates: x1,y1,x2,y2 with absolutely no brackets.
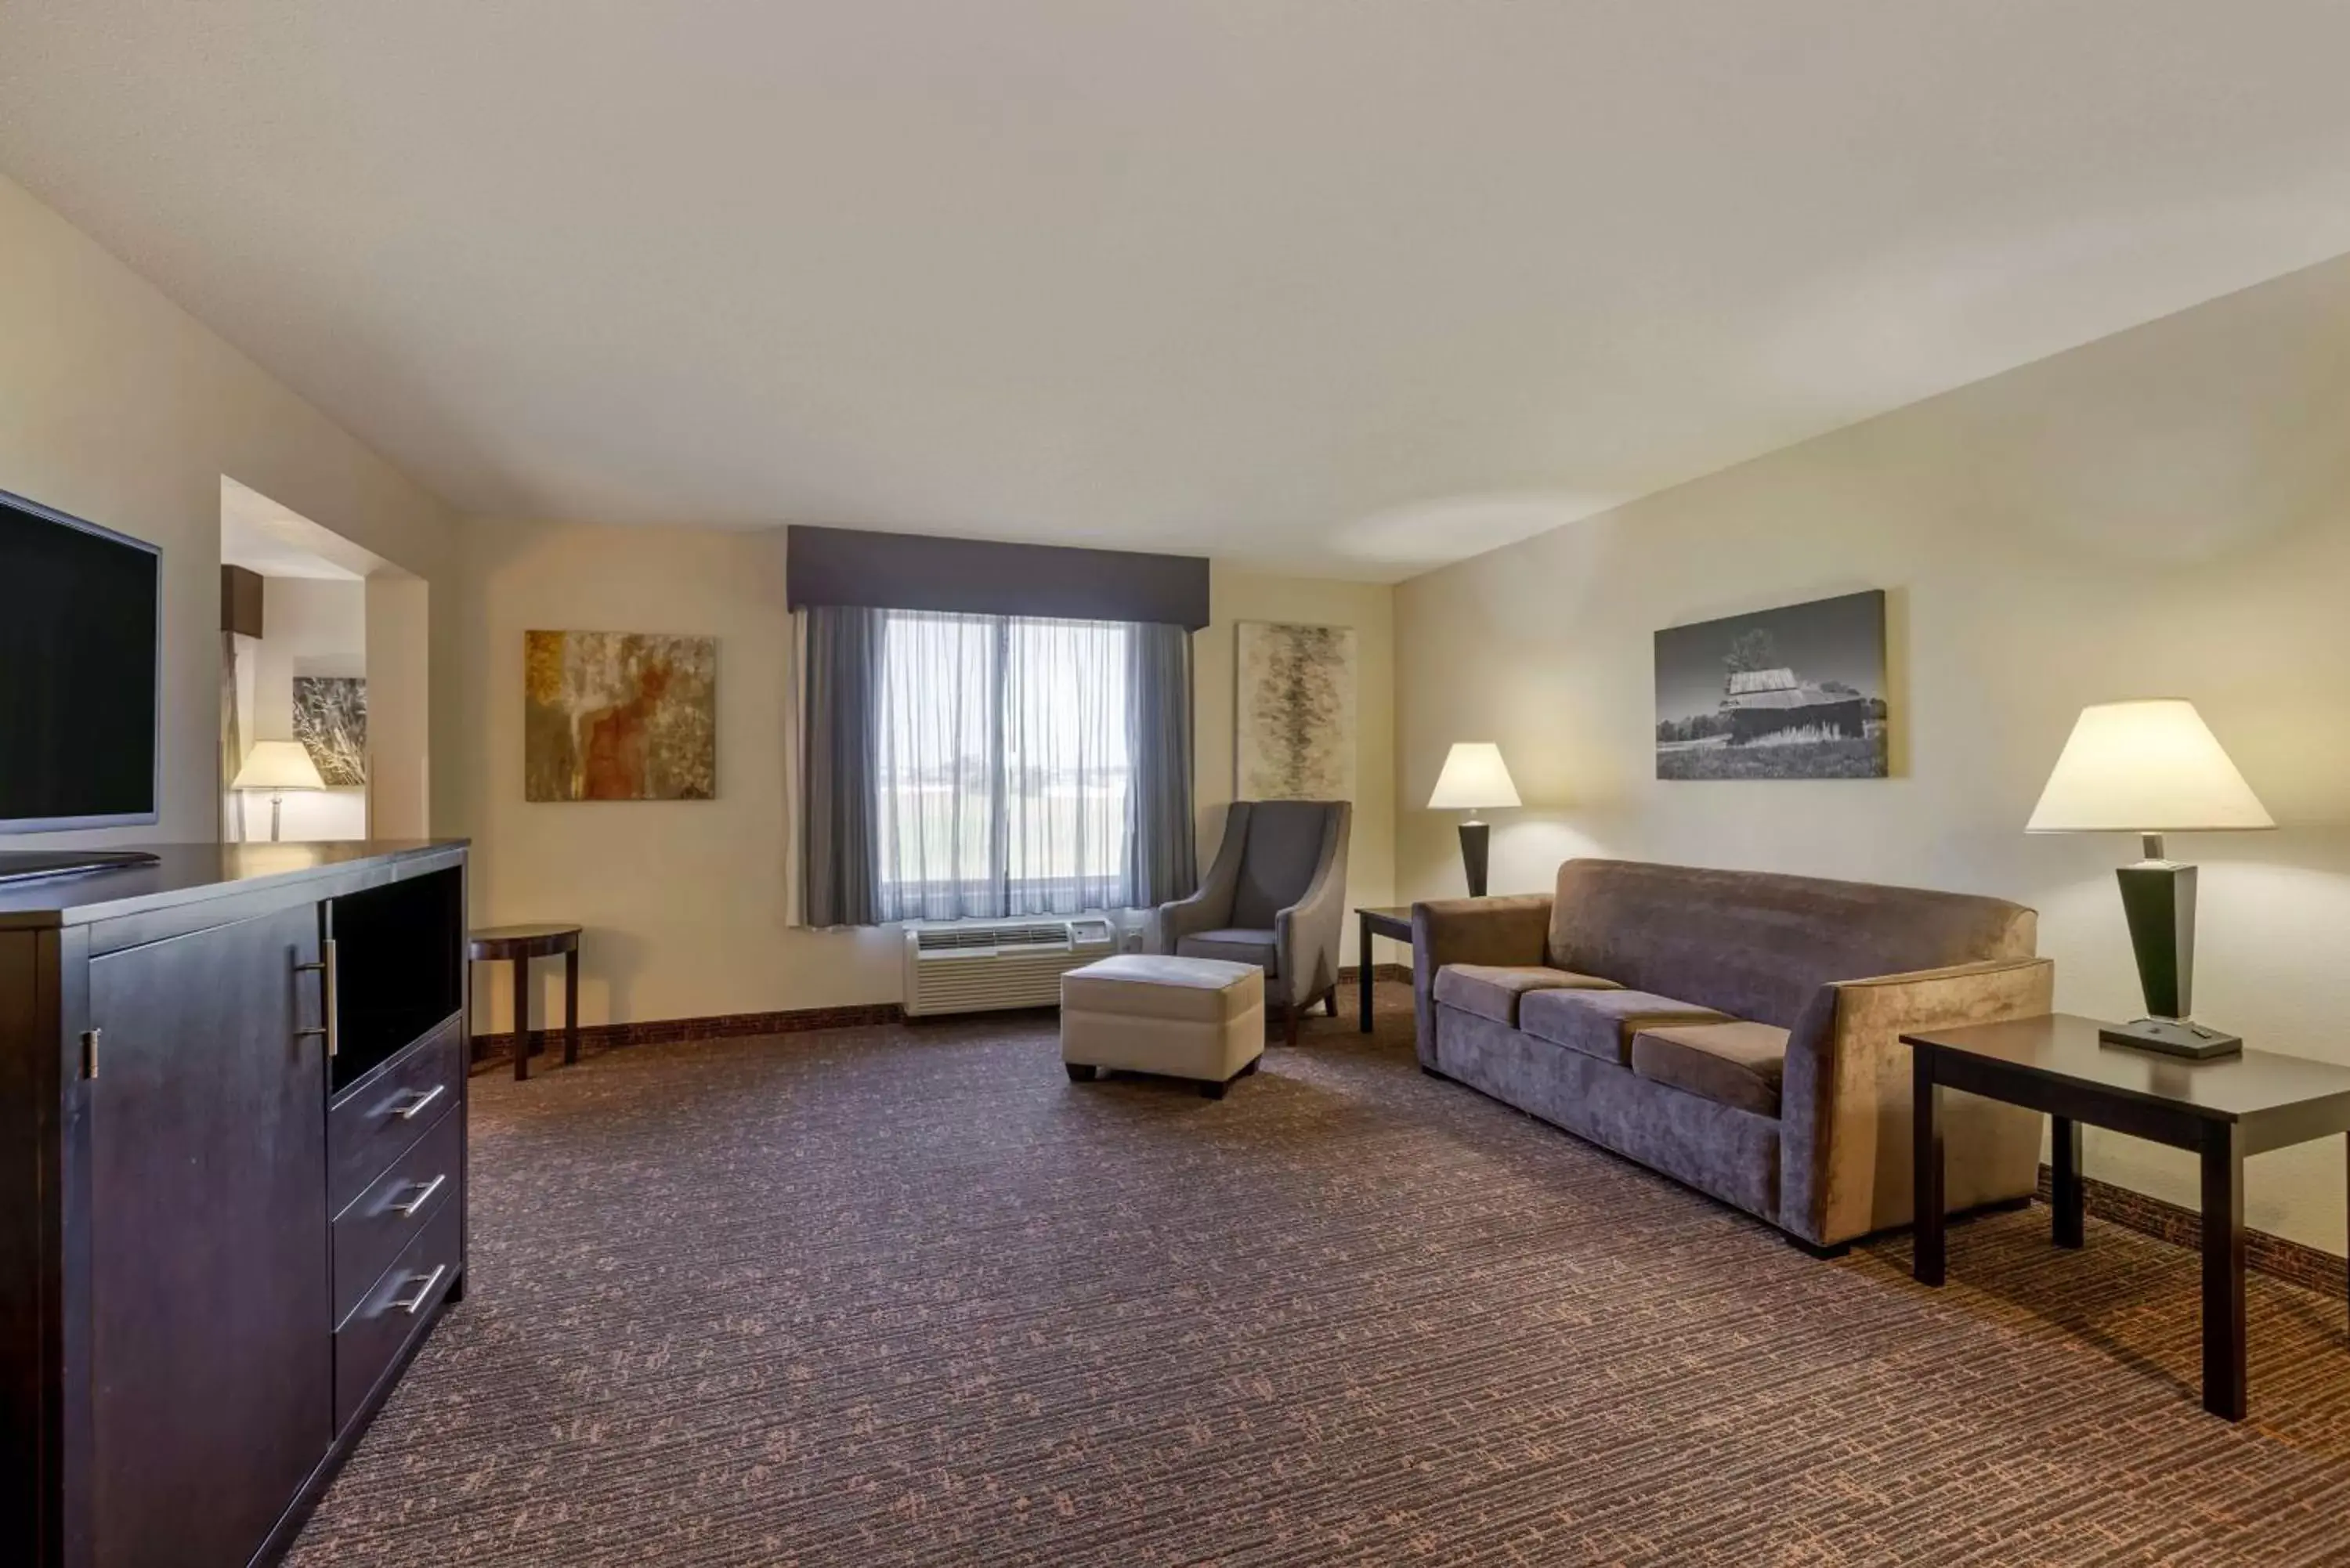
9,3,2350,581
220,477,379,580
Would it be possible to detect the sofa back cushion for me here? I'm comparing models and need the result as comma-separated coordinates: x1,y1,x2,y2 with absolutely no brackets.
1546,859,2037,1030
1230,800,1340,930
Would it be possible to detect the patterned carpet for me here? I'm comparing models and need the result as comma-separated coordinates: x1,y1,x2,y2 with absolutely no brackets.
288,984,2350,1566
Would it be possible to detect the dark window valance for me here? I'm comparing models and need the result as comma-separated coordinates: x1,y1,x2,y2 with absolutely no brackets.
786,525,1209,630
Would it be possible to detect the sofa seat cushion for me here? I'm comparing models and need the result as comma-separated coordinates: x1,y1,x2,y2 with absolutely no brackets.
1520,988,1730,1065
1177,928,1278,975
1631,1021,1791,1118
1433,963,1620,1027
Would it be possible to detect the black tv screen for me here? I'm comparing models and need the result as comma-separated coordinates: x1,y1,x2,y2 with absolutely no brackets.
0,489,161,832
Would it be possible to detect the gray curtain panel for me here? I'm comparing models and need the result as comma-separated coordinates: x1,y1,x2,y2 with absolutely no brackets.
1124,621,1197,907
799,605,884,927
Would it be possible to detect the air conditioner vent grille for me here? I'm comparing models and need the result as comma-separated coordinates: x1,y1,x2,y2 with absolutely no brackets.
901,916,1124,1016
914,922,1070,953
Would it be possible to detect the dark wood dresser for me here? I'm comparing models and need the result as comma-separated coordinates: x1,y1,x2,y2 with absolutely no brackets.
0,841,471,1568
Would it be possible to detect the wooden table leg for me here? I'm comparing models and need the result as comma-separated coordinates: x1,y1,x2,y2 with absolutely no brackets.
512,956,531,1082
563,945,580,1067
1912,1050,1945,1286
2052,1115,2084,1248
1358,914,1376,1034
2201,1119,2247,1420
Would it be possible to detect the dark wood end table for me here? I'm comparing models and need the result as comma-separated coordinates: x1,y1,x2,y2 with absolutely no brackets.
468,923,582,1081
1355,906,1412,1032
1903,1013,2350,1420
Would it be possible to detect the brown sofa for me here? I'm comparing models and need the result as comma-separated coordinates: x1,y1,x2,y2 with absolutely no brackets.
1413,859,2053,1252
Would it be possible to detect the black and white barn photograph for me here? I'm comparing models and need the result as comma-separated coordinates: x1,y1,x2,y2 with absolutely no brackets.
1654,589,1888,779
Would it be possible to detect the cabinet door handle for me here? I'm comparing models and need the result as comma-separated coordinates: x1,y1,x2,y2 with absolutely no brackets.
295,941,338,1057
324,938,339,1060
80,1028,100,1081
389,1264,447,1316
389,1173,446,1218
391,1083,446,1121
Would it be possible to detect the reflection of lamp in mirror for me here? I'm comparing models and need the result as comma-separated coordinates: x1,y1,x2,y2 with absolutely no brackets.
1428,743,1520,898
233,740,326,842
2026,699,2273,1057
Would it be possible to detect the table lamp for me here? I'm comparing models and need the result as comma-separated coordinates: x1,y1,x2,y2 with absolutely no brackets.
233,739,326,842
1428,742,1520,898
2026,699,2273,1057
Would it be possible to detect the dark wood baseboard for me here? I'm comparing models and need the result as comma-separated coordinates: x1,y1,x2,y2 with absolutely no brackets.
472,963,1415,1069
470,1002,903,1066
2036,1162,2345,1297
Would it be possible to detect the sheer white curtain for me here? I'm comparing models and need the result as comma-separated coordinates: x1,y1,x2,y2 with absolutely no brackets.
874,609,1135,920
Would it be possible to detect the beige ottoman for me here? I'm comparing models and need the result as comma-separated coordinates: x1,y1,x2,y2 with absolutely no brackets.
1061,954,1265,1098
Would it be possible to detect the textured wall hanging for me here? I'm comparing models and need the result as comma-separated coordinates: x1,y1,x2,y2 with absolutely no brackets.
1235,621,1357,800
524,630,717,801
291,675,367,786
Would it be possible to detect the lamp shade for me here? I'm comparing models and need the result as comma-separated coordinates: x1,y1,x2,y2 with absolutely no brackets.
2026,700,2272,833
1427,742,1521,811
233,739,327,793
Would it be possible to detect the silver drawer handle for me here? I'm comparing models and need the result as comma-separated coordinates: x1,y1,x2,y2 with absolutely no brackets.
389,1083,446,1121
389,1264,448,1316
389,1173,446,1218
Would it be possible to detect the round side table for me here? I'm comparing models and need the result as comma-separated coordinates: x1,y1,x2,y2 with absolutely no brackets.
468,923,582,1081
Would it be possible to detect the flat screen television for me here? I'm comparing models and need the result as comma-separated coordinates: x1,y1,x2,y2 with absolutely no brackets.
0,486,162,850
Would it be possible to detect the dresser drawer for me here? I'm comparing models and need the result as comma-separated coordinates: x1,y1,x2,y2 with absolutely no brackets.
329,1014,463,1214
335,1197,462,1431
332,1104,461,1325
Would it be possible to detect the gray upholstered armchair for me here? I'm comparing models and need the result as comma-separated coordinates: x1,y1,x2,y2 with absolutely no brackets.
1151,800,1351,1044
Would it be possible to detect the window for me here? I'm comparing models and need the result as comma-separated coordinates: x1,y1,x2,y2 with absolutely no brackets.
874,609,1136,920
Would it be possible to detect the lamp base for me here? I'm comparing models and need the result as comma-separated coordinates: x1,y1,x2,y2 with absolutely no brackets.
1457,821,1490,899
2098,1017,2243,1060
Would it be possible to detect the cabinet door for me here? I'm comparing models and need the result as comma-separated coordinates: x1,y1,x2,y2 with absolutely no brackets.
86,905,331,1568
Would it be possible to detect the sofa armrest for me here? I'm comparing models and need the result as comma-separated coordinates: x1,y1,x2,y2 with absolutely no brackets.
1410,896,1553,1068
1780,957,2055,1246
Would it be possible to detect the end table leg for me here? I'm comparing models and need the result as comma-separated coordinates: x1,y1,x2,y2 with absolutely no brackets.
564,946,580,1067
2201,1120,2247,1420
512,957,530,1082
1358,916,1376,1033
1912,1051,1945,1287
2052,1115,2085,1248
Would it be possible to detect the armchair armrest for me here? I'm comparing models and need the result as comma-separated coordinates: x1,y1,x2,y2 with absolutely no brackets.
1150,807,1246,952
1410,896,1553,1068
1272,840,1350,1010
1780,957,2055,1246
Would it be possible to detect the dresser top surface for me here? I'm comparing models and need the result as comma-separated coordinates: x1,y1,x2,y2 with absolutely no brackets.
0,840,468,929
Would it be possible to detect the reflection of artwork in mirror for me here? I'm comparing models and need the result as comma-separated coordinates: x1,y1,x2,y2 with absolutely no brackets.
291,676,368,786
1654,590,1887,780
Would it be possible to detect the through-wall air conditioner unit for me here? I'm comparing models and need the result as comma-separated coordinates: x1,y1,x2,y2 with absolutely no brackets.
901,916,1119,1017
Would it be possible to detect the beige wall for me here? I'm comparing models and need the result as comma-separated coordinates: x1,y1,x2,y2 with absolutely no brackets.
457,522,1396,1028
365,574,434,839
1394,252,2350,1253
0,172,459,847
453,522,895,1030
243,576,367,841
1194,565,1397,970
